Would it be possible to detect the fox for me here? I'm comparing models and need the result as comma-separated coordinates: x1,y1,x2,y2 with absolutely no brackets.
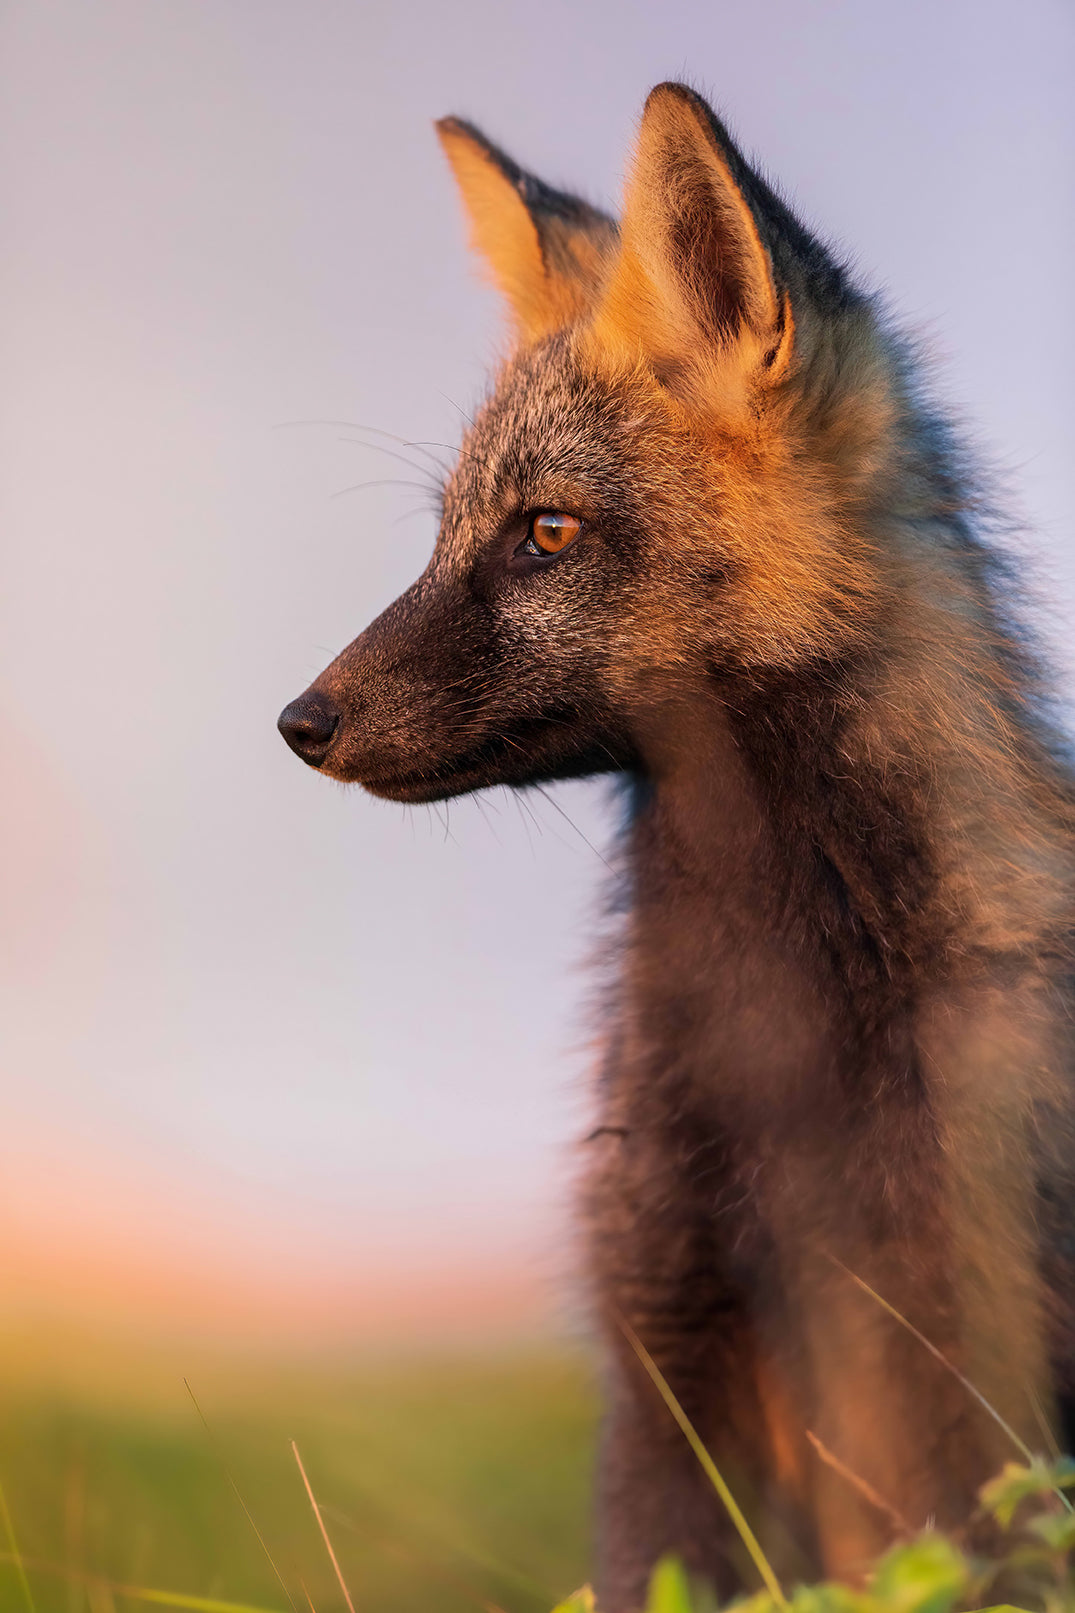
278,83,1075,1607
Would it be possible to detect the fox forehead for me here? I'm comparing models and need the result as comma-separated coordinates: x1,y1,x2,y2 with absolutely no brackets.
436,336,658,563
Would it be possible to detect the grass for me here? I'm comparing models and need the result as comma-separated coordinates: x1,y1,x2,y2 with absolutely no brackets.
4,1332,1075,1613
0,1345,597,1613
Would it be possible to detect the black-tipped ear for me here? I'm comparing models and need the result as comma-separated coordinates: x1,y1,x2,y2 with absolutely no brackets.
596,84,791,391
436,116,617,340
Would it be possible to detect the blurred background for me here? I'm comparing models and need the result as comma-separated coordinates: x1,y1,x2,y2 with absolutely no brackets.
1,2,1072,1608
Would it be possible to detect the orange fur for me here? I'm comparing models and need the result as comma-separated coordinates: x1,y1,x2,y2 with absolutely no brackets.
437,117,615,340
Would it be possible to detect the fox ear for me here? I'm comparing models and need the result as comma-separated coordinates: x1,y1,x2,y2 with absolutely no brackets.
598,84,790,392
436,117,617,341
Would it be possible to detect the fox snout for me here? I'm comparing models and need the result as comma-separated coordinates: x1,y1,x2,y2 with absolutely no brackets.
278,583,459,800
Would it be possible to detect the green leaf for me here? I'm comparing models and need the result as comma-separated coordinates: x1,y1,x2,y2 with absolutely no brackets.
646,1556,696,1613
868,1534,969,1613
1028,1511,1075,1554
980,1457,1075,1528
784,1584,866,1613
550,1588,596,1613
734,1591,784,1613
973,1605,1043,1612
998,1541,1057,1573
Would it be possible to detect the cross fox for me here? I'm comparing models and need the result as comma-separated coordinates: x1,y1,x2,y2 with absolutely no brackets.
279,82,1075,1607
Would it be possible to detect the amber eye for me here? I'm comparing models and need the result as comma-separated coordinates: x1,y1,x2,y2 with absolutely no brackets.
524,511,582,557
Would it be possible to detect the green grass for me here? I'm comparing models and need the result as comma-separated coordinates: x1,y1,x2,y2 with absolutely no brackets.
4,1341,1074,1613
0,1348,597,1613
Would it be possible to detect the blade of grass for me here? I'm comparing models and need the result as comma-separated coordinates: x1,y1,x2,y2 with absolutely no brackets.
88,1583,116,1613
319,1481,553,1602
184,1380,298,1613
0,1557,280,1613
290,1443,356,1613
0,1471,36,1613
103,1591,284,1613
619,1318,787,1606
319,1501,514,1613
63,1438,87,1613
829,1257,1073,1513
829,1259,1033,1460
1027,1381,1061,1462
804,1430,911,1537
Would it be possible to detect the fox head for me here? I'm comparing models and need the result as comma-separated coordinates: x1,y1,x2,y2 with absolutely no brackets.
279,83,899,802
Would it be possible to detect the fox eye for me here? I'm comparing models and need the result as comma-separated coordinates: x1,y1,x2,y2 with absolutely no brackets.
522,511,582,558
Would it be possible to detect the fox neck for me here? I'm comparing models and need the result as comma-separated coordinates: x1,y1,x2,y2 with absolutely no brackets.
620,663,936,1111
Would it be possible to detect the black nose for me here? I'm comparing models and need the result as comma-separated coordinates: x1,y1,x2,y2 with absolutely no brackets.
278,692,340,766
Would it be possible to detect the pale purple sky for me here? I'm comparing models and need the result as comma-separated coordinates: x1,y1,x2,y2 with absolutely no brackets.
1,0,1072,1303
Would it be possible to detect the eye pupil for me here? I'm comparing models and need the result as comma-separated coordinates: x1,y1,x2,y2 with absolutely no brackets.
530,512,581,554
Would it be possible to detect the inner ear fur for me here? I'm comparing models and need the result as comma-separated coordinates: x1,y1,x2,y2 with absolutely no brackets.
436,117,618,341
596,83,792,392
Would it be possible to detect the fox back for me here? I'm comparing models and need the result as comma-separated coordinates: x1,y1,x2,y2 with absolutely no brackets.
279,84,1075,1607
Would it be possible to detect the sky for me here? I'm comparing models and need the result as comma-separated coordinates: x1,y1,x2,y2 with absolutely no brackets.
1,0,1072,1341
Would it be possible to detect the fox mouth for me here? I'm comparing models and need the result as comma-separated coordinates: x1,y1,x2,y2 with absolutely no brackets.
346,724,563,803
353,743,522,804
334,714,623,803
